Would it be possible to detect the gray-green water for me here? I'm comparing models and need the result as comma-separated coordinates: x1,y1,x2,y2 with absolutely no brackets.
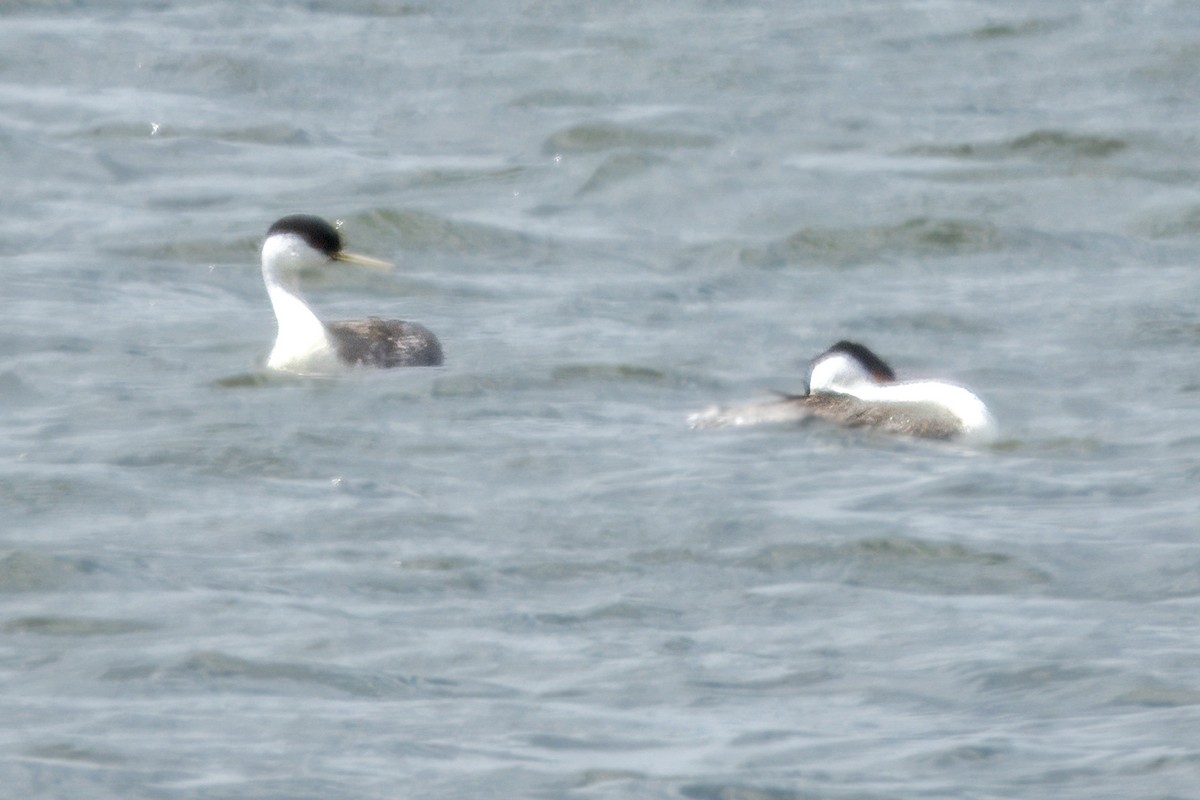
3,2,1200,798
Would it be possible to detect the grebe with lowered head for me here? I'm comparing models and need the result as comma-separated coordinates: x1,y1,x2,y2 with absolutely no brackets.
689,341,997,443
259,214,442,373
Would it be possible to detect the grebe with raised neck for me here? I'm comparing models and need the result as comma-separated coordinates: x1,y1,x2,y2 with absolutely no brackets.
258,214,442,373
689,341,997,443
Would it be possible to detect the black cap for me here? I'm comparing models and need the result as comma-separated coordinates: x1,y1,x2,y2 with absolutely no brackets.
266,214,342,257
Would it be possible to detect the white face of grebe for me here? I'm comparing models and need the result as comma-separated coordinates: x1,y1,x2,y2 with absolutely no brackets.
261,231,336,281
261,214,394,283
807,341,896,394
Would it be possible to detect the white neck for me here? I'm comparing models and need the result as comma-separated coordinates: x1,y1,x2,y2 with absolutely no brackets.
261,234,338,373
808,352,877,395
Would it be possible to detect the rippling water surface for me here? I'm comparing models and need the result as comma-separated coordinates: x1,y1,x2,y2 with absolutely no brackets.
3,1,1200,798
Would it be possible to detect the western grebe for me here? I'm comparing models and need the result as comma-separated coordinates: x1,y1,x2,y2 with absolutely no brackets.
259,214,442,373
689,341,997,442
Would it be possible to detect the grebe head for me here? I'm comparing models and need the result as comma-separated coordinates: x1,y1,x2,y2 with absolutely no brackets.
807,341,896,395
261,214,394,281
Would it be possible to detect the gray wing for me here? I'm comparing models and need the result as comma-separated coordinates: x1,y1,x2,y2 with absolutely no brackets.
326,317,443,368
690,393,962,439
803,394,961,439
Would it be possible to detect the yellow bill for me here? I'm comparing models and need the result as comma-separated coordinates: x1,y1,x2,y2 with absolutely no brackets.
334,250,395,270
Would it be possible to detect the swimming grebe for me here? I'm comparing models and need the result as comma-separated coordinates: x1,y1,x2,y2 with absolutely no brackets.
688,341,997,442
259,214,442,373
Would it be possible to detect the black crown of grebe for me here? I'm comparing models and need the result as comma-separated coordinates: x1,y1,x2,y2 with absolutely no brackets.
259,214,442,373
688,340,998,443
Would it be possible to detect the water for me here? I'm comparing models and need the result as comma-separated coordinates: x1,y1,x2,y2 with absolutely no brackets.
3,1,1200,797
